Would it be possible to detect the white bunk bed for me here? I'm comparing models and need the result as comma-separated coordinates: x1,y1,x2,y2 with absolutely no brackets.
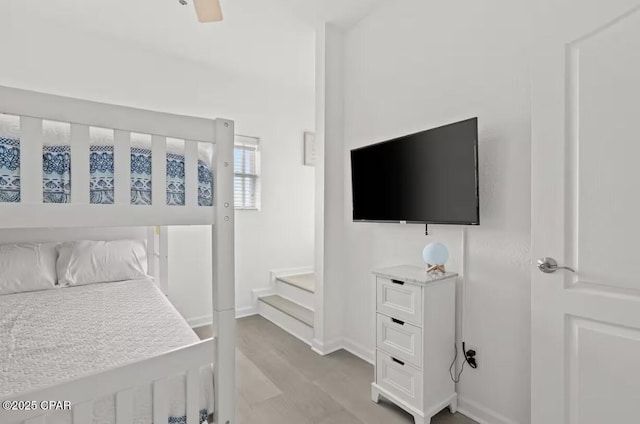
0,86,236,424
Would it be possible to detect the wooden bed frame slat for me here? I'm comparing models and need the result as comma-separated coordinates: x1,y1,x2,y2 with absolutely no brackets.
212,119,234,311
158,226,169,296
186,368,200,424
0,86,215,142
0,204,215,228
151,135,167,207
114,130,131,205
185,141,199,208
70,124,90,204
211,119,236,424
152,379,169,424
18,117,43,204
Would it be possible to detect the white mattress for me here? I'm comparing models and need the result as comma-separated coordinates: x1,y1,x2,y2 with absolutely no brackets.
0,279,213,423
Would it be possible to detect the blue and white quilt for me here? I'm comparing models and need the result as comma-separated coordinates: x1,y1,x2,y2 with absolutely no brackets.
0,138,213,206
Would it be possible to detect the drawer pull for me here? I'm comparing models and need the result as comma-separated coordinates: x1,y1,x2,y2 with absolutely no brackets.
392,357,405,366
391,279,405,285
391,318,405,325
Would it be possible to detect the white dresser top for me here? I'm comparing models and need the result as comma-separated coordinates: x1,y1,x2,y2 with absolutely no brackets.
372,265,458,285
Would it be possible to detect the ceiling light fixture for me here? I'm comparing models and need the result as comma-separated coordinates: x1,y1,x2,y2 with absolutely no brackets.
193,0,224,22
179,0,223,23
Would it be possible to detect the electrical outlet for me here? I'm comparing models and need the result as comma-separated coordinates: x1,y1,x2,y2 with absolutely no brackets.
464,344,478,369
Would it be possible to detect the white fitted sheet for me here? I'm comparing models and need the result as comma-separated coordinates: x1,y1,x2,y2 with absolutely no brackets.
0,279,213,423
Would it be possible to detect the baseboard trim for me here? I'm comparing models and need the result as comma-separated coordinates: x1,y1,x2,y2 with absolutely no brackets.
311,337,343,356
236,306,257,319
341,339,375,365
186,306,257,328
187,314,212,328
307,336,375,364
457,396,520,424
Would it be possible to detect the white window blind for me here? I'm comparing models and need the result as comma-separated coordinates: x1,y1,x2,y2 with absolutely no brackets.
234,135,260,210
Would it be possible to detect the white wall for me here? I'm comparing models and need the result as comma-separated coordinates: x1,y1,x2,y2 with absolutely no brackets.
0,11,315,324
337,1,532,423
313,24,347,352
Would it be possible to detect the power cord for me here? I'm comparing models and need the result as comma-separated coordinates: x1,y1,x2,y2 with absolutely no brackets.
449,341,477,383
449,343,465,383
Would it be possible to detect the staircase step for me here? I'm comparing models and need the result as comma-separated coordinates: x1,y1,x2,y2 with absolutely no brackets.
276,279,314,310
277,273,315,293
259,295,314,327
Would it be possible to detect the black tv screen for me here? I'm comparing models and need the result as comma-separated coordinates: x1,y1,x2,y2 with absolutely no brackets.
351,118,479,225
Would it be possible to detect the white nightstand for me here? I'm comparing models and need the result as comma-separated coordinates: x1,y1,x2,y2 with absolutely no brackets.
371,265,458,424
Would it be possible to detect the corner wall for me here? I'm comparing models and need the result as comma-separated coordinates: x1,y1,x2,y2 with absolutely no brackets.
337,1,532,423
313,23,347,353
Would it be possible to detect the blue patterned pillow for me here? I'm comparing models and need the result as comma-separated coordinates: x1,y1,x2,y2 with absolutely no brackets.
89,145,115,204
1,142,214,207
167,153,186,206
131,147,152,205
43,145,71,204
198,160,213,207
0,137,20,203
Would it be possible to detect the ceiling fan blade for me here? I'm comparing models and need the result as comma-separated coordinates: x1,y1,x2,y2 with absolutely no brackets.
193,0,223,22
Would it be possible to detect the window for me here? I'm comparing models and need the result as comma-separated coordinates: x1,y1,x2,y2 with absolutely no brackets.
234,135,260,210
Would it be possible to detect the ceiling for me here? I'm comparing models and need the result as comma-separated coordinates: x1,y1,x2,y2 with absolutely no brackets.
273,0,385,28
8,0,383,91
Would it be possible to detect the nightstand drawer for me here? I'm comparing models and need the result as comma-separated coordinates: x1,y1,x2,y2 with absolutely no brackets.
376,314,422,368
376,277,423,325
376,350,423,409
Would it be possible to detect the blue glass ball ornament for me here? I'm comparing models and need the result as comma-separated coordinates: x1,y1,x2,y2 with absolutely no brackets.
422,242,449,266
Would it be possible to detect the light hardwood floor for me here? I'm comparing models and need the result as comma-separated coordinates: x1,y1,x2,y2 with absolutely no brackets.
194,316,477,424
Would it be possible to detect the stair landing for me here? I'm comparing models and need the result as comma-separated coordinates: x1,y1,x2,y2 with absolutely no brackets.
277,273,315,293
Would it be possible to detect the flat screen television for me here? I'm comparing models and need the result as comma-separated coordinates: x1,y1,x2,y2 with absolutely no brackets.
351,118,479,225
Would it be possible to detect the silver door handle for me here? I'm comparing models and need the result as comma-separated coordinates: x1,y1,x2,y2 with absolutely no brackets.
537,257,575,274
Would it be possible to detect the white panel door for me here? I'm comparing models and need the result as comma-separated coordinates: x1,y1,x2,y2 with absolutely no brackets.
531,1,640,423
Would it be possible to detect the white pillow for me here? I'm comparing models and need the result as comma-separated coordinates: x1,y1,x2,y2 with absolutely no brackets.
57,240,150,286
0,243,58,295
